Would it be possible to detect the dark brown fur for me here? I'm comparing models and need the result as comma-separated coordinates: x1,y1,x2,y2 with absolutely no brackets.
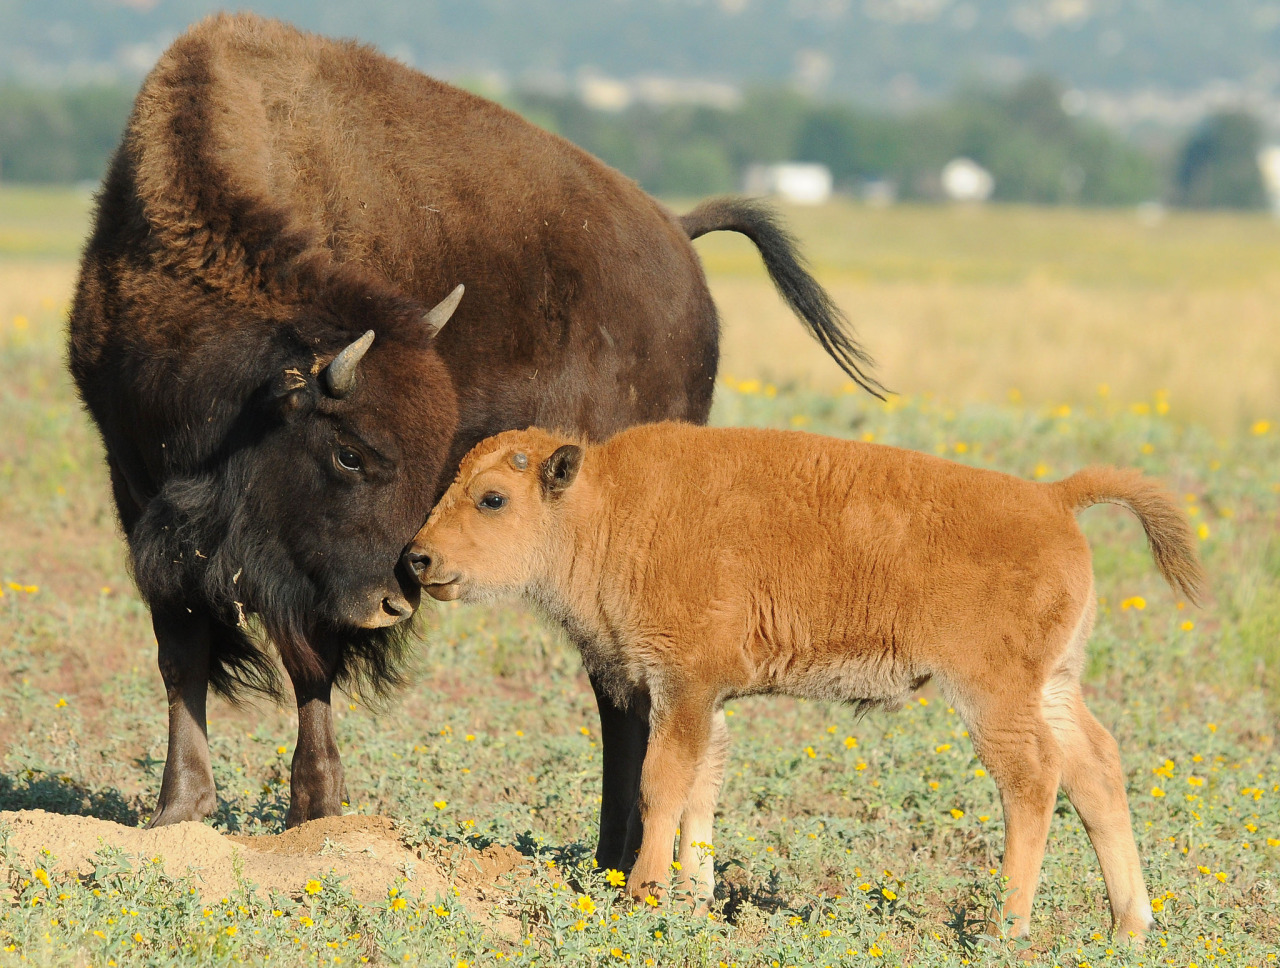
67,13,879,843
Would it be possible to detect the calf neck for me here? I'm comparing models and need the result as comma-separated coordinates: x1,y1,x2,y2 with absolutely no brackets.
408,421,1204,941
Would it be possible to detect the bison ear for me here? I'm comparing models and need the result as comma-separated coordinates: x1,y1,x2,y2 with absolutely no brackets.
423,284,464,337
540,444,582,497
276,367,315,418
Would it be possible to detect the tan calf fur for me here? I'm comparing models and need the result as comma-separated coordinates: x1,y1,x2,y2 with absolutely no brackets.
407,422,1204,941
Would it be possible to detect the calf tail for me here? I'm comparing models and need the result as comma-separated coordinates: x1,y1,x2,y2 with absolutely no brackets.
1055,466,1206,605
680,196,886,399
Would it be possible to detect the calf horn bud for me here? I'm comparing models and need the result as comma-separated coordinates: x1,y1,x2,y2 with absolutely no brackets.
423,284,465,336
323,330,375,397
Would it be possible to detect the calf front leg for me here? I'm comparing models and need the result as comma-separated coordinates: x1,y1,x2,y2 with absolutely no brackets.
149,606,217,827
628,692,714,904
676,707,729,911
285,640,347,827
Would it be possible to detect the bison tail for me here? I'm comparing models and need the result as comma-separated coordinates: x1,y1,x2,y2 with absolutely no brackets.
680,196,886,399
1055,466,1207,606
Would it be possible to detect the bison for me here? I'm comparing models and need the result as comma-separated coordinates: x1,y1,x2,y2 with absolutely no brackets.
407,422,1204,940
67,11,882,864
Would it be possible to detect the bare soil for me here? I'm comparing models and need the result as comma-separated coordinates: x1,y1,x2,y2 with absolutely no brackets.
0,810,530,934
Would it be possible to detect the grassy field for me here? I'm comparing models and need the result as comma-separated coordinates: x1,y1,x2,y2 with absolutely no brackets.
1,188,1277,966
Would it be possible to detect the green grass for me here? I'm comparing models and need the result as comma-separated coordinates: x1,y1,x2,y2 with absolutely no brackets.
0,188,93,260
2,199,1278,965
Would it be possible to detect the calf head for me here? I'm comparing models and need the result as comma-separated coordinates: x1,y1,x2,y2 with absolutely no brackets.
406,428,583,603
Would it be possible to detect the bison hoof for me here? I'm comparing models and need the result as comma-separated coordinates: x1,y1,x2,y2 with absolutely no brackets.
284,790,345,828
147,790,216,828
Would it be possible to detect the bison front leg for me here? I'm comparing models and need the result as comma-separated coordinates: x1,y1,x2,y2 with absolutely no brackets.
592,675,649,872
285,642,347,828
149,606,217,827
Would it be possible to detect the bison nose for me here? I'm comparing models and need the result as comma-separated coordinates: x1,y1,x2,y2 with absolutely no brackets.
381,595,413,620
403,548,431,580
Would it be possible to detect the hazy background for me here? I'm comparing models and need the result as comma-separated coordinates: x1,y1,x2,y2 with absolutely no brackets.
3,0,1280,207
1,9,1278,961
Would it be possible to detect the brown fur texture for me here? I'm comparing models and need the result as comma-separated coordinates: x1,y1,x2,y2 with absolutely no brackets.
67,13,879,839
408,422,1205,941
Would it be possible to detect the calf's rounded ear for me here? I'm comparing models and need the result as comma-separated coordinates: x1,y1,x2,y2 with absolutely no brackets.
540,445,582,497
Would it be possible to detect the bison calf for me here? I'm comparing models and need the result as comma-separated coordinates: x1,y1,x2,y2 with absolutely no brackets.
407,421,1203,940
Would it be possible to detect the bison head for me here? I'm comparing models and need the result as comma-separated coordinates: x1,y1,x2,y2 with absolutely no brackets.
130,284,464,686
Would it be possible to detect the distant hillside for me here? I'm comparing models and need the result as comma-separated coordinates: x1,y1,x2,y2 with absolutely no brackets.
5,0,1280,129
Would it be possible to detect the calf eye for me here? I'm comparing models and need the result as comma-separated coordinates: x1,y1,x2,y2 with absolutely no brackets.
336,447,363,472
479,492,507,511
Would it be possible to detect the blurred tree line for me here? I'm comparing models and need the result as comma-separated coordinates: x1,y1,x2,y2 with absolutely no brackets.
516,76,1164,205
0,85,136,183
0,74,1270,209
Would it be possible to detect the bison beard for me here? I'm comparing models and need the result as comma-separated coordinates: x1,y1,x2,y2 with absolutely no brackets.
69,13,882,856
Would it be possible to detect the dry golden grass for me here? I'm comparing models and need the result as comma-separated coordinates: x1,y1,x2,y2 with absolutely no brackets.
0,263,76,327
696,202,1280,433
3,189,1279,433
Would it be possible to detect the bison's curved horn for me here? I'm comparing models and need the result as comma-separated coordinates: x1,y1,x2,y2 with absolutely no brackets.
322,330,375,397
423,284,464,337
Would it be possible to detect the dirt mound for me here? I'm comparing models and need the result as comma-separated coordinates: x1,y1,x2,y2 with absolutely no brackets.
0,810,529,934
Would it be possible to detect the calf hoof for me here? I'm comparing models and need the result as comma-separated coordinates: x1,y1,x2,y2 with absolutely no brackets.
627,878,666,908
147,787,216,827
1114,908,1154,945
983,913,1032,944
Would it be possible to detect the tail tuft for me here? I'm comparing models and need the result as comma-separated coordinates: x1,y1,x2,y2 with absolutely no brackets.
1056,466,1207,605
680,196,887,399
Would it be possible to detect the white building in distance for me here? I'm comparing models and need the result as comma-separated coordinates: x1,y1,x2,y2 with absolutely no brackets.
743,163,834,205
1258,146,1280,215
941,157,995,203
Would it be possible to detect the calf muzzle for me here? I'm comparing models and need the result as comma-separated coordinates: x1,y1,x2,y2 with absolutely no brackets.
403,548,432,580
402,546,462,600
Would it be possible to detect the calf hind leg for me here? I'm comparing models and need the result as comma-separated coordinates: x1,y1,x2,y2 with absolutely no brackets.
1051,685,1153,940
959,687,1063,940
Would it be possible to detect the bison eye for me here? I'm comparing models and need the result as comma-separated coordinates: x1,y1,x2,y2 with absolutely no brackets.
336,447,364,472
478,492,507,511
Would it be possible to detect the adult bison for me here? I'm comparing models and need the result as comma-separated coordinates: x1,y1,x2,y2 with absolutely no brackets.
68,13,882,866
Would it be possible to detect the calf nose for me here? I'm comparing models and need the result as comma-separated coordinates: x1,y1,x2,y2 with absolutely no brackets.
403,548,431,580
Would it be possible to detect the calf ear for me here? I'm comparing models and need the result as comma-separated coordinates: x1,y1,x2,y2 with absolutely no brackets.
540,445,582,497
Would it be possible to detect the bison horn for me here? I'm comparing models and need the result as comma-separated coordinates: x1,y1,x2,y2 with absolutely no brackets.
322,330,375,397
423,284,464,337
